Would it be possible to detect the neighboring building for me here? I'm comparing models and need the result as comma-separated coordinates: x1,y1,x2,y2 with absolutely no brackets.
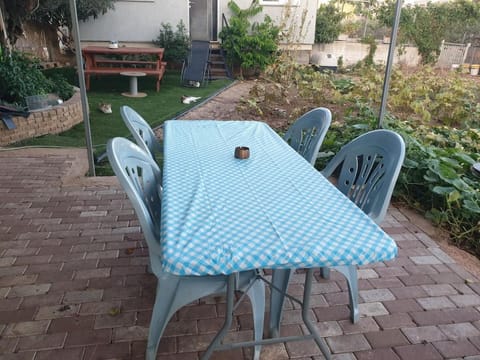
79,0,318,60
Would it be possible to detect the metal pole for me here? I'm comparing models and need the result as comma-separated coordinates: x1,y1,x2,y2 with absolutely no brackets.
69,0,96,176
378,0,403,128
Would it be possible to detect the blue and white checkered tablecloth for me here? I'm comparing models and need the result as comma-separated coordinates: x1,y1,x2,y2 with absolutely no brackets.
161,120,397,276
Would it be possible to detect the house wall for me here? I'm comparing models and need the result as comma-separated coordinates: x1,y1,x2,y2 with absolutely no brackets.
79,1,188,43
220,0,318,45
79,0,317,47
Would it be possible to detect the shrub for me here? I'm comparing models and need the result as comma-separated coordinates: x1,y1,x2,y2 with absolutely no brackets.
219,0,279,77
153,20,190,64
0,50,74,108
315,3,344,43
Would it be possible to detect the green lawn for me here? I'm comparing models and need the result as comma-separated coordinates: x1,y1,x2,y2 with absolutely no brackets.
15,70,232,161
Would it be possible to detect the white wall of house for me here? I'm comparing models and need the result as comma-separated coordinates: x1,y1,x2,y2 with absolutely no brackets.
79,0,317,47
79,1,188,43
221,0,318,46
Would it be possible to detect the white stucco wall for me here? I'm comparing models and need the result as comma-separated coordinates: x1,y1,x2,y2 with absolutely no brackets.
311,40,421,67
79,1,188,43
79,0,317,46
221,0,318,45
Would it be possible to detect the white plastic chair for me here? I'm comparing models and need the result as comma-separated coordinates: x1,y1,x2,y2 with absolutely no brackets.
107,137,265,360
269,129,405,337
283,107,332,165
120,105,163,159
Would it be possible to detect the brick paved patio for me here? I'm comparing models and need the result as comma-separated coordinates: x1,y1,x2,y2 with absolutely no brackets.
1,147,480,360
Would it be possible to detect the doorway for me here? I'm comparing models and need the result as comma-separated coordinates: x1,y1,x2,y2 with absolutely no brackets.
189,0,218,41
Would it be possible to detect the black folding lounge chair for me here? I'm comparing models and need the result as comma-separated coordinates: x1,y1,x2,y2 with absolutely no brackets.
181,40,210,87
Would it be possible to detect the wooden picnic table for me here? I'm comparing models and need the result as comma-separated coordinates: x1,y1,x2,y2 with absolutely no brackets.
81,46,167,92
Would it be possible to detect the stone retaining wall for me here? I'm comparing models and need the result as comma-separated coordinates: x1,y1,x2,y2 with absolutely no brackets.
0,90,83,146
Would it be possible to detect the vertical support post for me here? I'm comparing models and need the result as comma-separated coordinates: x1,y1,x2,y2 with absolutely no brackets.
69,0,96,176
378,0,403,129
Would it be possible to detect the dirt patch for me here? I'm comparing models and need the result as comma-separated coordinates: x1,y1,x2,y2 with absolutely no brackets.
178,81,480,278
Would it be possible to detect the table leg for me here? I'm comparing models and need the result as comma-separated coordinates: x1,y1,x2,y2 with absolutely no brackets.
303,269,331,359
269,268,292,338
129,76,138,96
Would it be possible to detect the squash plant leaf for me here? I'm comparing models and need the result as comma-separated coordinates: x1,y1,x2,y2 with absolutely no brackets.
463,199,480,214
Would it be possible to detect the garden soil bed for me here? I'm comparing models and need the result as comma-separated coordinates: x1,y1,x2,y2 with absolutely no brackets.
177,79,480,277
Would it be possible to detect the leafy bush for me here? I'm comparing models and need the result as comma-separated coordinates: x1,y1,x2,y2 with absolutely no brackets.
219,0,279,77
153,20,190,64
0,50,74,108
315,3,345,43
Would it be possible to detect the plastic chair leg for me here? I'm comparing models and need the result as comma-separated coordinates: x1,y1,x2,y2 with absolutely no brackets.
334,265,359,323
246,278,265,360
268,268,292,338
146,277,181,360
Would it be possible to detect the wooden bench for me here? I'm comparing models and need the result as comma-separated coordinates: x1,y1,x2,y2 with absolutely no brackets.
82,46,167,92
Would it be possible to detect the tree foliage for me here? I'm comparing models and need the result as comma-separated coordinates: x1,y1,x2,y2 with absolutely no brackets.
219,0,279,77
0,0,38,47
32,0,116,29
315,2,344,44
376,0,480,63
0,0,116,50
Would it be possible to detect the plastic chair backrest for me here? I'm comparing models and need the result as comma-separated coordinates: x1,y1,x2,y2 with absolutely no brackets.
283,107,332,165
120,106,162,159
107,137,163,257
321,129,405,224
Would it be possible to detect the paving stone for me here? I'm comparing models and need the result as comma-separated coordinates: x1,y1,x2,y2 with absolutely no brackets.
417,296,456,310
358,302,389,318
359,289,395,302
390,285,428,300
364,329,410,348
399,274,436,286
327,333,371,353
63,289,103,304
3,320,50,337
16,333,66,351
314,321,343,337
409,310,453,326
7,284,51,298
394,343,443,359
374,313,416,329
94,311,137,329
450,294,480,307
64,329,112,347
113,325,149,342
421,284,458,296
338,317,379,334
357,269,378,279
402,325,448,344
432,339,479,358
383,299,423,313
314,305,350,322
438,322,480,339
0,275,37,287
74,268,111,280
368,277,404,289
48,315,95,333
355,348,401,360
35,348,85,360
35,304,79,320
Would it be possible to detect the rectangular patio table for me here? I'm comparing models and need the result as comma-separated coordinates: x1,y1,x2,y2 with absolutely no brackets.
161,120,397,359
